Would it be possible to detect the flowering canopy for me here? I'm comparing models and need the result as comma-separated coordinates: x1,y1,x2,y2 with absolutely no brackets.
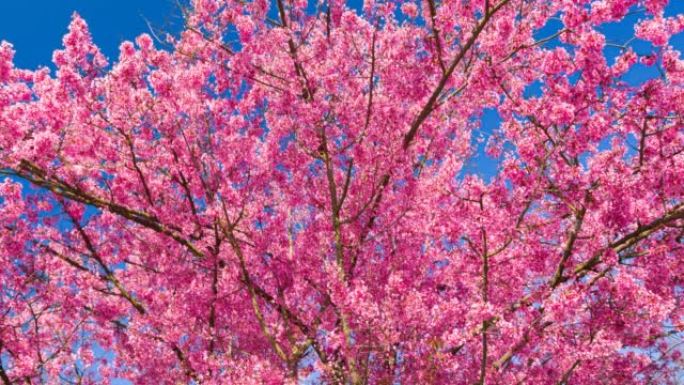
1,0,683,384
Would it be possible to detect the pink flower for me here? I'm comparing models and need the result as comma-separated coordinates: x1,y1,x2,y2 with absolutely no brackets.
401,2,419,18
235,14,255,43
0,41,13,82
612,49,637,76
641,54,657,66
550,101,575,125
636,17,669,46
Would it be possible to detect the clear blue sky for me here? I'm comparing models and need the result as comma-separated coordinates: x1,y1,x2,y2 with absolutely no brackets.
0,0,180,69
0,1,682,384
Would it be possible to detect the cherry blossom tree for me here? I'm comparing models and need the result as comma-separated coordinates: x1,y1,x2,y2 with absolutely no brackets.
1,0,683,383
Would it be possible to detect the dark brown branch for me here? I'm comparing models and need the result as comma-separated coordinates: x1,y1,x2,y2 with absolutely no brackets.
493,319,552,370
62,202,147,315
276,0,315,101
338,159,354,211
9,161,204,259
426,0,447,74
574,203,684,276
171,344,201,383
550,204,587,288
123,134,155,206
556,360,581,385
363,30,377,133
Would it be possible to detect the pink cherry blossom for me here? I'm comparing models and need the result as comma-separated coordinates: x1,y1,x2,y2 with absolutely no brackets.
0,1,683,384
400,2,419,18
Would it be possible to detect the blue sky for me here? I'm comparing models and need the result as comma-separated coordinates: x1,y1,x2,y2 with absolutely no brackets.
1,1,683,384
0,0,179,69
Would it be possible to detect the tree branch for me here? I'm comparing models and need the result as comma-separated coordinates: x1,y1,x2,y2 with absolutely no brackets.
403,0,511,150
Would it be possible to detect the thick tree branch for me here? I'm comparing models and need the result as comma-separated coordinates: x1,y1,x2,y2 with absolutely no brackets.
6,160,205,259
550,204,587,288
